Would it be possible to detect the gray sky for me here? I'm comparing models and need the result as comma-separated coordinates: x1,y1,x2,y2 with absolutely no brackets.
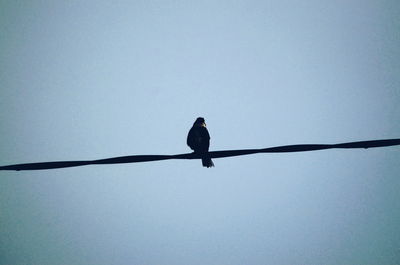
1,1,399,264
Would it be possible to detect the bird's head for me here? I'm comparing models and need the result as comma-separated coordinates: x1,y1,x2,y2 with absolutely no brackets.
194,117,206,127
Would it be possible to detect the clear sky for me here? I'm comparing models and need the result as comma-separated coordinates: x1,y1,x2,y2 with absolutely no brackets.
1,1,399,264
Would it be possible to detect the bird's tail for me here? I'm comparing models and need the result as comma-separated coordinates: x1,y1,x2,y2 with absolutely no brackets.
202,154,214,168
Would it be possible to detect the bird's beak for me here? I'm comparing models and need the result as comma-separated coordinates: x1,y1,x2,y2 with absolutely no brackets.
202,122,206,127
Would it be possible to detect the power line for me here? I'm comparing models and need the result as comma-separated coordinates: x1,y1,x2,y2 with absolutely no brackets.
1,138,399,171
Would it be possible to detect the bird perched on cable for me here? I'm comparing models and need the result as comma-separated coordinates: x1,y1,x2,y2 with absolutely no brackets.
187,117,214,168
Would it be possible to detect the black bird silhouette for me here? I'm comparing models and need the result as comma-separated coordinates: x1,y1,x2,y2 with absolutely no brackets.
187,117,214,168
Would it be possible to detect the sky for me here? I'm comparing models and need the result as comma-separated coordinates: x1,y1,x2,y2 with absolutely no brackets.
0,0,399,264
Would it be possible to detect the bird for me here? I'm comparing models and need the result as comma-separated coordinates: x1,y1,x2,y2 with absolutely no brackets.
187,117,214,168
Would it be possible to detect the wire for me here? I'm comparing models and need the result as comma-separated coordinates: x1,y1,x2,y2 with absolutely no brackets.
1,138,399,171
